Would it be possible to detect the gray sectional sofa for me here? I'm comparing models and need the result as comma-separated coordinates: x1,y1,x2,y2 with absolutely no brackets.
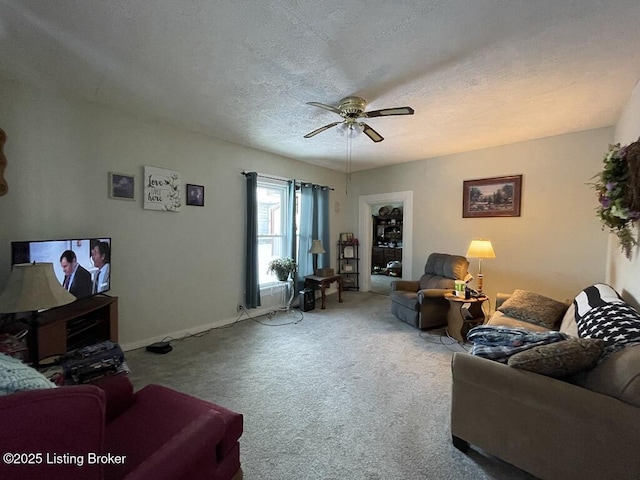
451,284,640,480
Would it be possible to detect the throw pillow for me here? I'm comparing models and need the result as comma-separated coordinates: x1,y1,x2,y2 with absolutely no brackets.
498,289,568,329
574,285,640,360
0,353,56,396
508,338,604,377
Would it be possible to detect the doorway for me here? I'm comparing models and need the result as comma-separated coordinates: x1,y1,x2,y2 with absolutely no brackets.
358,191,413,293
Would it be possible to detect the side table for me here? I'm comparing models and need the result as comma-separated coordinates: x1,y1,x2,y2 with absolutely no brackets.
303,274,343,309
444,293,488,342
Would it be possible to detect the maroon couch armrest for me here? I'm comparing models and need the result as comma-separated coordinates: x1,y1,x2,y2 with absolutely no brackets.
0,385,105,480
118,411,226,480
90,374,135,423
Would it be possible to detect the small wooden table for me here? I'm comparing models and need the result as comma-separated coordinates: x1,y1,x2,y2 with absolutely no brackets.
303,274,343,309
444,293,487,342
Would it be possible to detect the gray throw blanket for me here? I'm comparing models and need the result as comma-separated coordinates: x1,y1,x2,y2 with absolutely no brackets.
468,325,567,363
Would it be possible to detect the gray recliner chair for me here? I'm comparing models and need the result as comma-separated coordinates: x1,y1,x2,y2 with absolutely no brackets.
390,252,470,329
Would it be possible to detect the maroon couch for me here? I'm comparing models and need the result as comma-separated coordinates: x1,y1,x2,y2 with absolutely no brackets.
0,374,243,480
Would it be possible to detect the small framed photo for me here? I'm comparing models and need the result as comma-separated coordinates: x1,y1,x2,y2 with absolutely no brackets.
109,172,135,200
340,232,354,243
343,264,354,272
463,175,522,218
343,246,355,258
186,184,205,206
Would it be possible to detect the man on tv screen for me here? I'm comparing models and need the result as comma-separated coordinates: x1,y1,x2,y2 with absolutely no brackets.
91,240,110,294
60,250,92,298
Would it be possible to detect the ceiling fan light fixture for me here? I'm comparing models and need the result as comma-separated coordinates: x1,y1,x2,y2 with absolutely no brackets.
304,96,414,142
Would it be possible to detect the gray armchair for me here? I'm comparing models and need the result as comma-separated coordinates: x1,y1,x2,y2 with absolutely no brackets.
390,252,470,329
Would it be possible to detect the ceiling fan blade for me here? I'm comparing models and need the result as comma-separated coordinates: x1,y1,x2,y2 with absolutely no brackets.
365,106,415,118
361,123,384,143
304,121,342,138
307,102,342,116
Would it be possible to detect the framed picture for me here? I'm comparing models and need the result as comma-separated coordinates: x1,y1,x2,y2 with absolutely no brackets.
109,172,135,200
343,264,354,272
186,184,205,206
463,175,522,218
143,166,182,212
340,232,354,243
343,246,355,258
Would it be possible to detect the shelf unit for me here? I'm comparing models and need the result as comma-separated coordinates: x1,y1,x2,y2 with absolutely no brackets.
337,241,359,291
36,295,118,360
372,213,403,275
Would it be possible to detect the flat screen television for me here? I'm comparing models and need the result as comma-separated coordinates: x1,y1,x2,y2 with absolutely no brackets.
11,238,111,300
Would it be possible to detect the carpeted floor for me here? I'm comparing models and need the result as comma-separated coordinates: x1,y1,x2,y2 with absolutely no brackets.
125,292,535,480
369,274,393,295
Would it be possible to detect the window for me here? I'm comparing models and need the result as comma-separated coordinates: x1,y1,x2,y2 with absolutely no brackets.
256,180,300,286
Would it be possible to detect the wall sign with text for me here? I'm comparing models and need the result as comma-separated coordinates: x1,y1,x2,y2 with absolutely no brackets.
144,166,182,212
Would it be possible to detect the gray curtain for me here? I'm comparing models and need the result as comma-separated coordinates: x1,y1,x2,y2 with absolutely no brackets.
244,172,261,308
297,183,330,289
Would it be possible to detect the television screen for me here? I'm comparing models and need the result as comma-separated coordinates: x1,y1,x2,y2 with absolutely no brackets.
11,238,111,300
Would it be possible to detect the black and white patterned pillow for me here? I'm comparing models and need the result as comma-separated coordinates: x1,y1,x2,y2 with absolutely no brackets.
574,284,640,359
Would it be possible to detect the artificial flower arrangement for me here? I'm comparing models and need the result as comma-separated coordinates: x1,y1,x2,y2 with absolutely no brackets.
590,140,640,259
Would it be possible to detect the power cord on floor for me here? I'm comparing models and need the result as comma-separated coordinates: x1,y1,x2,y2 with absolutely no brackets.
419,327,470,352
144,305,304,352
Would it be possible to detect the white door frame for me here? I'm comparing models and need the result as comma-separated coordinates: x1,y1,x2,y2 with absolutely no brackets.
358,191,413,292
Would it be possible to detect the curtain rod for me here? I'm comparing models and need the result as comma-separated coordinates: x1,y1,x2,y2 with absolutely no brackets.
241,171,334,191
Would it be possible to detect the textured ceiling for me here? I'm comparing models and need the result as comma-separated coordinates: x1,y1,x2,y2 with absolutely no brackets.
1,0,640,172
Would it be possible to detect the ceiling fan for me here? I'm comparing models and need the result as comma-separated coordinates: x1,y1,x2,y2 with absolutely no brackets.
304,96,414,143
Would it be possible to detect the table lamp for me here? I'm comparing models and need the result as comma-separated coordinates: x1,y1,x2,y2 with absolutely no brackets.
308,239,326,275
0,262,76,365
465,239,496,293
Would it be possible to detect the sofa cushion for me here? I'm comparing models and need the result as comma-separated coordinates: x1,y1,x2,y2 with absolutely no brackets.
508,338,604,377
497,289,568,329
0,353,56,395
424,253,469,280
487,310,553,333
574,284,640,359
569,344,640,408
559,303,578,337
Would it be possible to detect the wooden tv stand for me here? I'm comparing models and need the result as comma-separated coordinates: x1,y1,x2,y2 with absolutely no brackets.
36,295,118,361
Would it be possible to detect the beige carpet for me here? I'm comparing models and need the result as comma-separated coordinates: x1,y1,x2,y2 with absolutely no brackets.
369,274,393,295
125,292,535,480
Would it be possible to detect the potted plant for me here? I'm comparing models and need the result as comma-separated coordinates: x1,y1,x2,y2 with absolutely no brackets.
267,257,297,281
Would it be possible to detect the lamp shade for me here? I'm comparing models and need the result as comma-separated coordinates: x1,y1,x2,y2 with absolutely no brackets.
308,239,326,254
466,239,496,259
0,262,76,313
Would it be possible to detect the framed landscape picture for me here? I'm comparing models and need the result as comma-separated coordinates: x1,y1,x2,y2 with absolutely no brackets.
463,175,522,218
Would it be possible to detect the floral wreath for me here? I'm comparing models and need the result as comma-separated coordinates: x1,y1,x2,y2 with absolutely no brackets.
590,140,640,259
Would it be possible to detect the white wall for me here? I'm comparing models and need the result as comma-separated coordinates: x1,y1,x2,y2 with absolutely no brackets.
609,80,640,310
349,128,612,306
0,79,348,349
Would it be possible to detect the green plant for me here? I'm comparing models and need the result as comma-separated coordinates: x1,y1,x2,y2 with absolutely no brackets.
267,257,297,280
590,142,640,259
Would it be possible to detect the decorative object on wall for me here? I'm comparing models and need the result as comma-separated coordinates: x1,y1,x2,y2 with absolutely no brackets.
0,128,8,197
186,184,205,206
109,172,135,200
590,140,640,259
144,166,182,211
463,175,522,218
